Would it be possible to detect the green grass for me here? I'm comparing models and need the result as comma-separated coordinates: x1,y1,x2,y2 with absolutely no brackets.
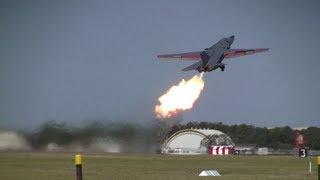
0,152,318,180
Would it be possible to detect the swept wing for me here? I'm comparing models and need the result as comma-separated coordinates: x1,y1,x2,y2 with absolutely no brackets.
224,48,269,58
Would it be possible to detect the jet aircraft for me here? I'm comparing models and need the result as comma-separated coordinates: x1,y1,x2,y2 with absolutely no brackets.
157,36,269,72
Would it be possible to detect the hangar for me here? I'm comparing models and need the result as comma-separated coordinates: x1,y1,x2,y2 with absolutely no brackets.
161,128,234,154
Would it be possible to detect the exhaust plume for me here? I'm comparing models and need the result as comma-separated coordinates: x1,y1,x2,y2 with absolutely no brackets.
155,73,205,119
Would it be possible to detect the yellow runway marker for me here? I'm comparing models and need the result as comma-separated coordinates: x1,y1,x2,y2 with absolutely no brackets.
75,154,83,180
75,154,82,165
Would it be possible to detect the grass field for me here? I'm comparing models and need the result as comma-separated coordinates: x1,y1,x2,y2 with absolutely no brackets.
0,152,318,180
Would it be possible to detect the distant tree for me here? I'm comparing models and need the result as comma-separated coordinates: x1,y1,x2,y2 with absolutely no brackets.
28,120,73,148
254,127,269,147
185,121,199,129
303,127,320,149
267,126,294,149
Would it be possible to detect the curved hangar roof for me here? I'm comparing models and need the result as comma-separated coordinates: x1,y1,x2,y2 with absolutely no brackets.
163,129,224,150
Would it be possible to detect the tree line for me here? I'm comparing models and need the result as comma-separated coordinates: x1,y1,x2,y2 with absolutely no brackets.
18,120,320,151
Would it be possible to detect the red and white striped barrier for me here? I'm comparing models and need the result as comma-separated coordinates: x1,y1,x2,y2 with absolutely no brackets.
209,146,234,155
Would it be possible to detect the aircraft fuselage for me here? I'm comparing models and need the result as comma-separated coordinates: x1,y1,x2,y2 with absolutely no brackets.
197,35,234,72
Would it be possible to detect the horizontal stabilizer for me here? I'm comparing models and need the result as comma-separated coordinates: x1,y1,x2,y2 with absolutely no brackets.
182,61,202,71
157,51,202,60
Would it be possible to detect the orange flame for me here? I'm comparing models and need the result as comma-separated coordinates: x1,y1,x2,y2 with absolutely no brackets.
155,73,205,119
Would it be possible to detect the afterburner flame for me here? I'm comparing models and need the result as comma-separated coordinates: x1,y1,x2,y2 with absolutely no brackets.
155,73,205,119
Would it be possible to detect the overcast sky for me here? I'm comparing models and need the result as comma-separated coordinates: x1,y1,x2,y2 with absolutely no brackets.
1,0,320,129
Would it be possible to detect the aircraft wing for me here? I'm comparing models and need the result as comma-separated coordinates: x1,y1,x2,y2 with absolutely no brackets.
224,48,269,58
157,51,202,60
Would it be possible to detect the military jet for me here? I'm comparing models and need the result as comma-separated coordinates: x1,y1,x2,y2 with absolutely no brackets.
157,36,269,72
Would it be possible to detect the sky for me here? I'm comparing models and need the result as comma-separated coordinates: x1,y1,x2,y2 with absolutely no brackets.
1,0,320,129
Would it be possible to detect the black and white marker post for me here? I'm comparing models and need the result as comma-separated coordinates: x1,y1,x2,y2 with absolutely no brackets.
75,154,83,180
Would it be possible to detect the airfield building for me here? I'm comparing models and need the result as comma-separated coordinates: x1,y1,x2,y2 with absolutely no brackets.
161,128,234,155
